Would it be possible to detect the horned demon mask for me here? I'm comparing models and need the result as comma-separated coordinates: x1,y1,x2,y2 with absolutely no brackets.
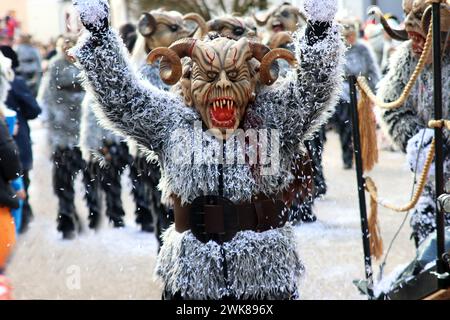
148,37,296,139
206,15,259,41
137,9,207,50
370,0,449,57
254,3,306,34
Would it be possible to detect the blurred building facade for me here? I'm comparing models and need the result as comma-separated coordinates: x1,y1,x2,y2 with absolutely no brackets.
0,0,403,43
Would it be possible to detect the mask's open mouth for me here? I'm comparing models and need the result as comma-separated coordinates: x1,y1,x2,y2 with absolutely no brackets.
272,22,285,33
408,31,426,56
209,97,236,129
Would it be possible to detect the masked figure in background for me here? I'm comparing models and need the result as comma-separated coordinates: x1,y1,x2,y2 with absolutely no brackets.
377,0,450,247
205,14,259,41
254,2,306,47
71,0,343,299
128,10,206,238
79,24,139,230
14,34,42,97
331,17,381,170
38,35,85,240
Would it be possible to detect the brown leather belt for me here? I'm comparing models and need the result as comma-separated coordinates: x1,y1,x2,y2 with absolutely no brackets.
172,193,288,244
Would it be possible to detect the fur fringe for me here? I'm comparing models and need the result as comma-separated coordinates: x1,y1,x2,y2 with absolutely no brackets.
156,224,304,300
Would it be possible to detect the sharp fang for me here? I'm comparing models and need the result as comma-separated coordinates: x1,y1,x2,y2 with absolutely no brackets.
227,100,231,109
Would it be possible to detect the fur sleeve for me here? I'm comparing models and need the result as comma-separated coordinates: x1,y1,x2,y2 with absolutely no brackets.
70,29,187,153
377,41,421,152
256,24,345,156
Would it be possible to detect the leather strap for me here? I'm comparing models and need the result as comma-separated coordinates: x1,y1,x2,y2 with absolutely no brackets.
172,193,288,243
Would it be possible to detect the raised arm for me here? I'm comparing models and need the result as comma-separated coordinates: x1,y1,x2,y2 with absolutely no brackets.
70,0,187,152
256,0,345,153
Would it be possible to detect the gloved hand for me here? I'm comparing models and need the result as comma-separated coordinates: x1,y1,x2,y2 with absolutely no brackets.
72,0,109,37
303,0,338,23
406,128,435,176
303,0,337,44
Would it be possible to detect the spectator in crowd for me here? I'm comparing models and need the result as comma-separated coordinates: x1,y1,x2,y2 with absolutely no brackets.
15,34,42,96
4,12,19,42
0,51,22,300
0,45,42,234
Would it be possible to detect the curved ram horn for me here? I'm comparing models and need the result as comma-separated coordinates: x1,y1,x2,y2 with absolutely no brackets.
367,6,408,41
290,6,307,23
422,4,450,34
183,13,208,38
147,38,197,85
269,31,293,49
260,48,297,85
138,12,157,37
248,42,271,61
252,13,270,26
206,18,227,31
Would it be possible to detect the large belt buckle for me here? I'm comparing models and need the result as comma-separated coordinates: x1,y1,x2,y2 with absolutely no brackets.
190,195,237,244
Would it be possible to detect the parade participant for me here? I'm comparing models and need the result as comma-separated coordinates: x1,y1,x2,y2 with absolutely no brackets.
14,34,42,97
38,35,85,239
0,51,21,300
332,17,380,170
253,2,306,47
71,0,343,299
0,45,41,234
206,14,259,41
80,96,129,230
378,0,450,247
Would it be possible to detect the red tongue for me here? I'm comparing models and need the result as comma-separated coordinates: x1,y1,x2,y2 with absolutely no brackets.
211,106,234,121
273,26,283,33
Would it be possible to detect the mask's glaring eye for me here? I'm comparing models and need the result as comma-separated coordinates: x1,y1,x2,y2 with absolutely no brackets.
414,12,423,21
170,24,180,32
233,27,244,36
227,70,238,80
281,10,290,18
207,71,218,81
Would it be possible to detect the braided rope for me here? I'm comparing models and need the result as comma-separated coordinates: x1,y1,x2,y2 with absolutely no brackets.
356,22,433,109
365,139,435,212
429,119,450,130
364,117,449,211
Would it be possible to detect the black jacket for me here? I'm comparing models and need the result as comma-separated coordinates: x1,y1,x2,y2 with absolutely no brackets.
5,75,41,170
0,118,22,209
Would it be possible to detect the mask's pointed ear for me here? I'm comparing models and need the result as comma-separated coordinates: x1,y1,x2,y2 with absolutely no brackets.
138,12,157,37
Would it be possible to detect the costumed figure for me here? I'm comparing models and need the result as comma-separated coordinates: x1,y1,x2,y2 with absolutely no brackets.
253,2,306,47
129,10,206,237
71,0,344,299
205,14,259,41
377,0,450,247
38,35,86,239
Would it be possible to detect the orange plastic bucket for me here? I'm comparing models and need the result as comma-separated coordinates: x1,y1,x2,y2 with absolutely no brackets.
0,207,16,270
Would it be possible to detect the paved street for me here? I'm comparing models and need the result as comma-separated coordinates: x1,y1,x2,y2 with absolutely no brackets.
7,120,417,299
